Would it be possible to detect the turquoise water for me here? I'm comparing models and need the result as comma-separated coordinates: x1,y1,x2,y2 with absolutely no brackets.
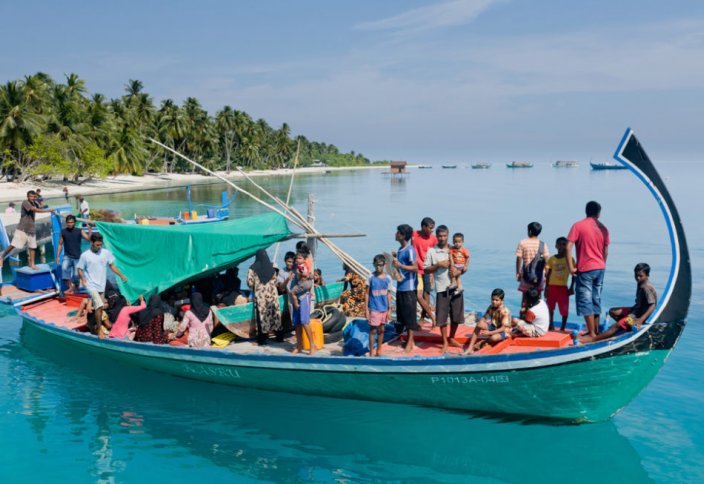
1,159,703,482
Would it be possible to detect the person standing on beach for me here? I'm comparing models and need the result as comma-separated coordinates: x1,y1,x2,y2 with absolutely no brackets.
413,217,438,324
392,224,419,353
77,233,128,336
78,195,90,218
566,201,610,339
56,214,92,293
0,190,56,270
424,225,464,353
63,186,69,202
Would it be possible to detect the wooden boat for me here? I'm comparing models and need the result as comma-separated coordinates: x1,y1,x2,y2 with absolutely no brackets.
506,161,533,168
553,160,579,168
441,165,457,169
591,161,628,170
471,163,492,169
417,165,433,169
16,129,691,421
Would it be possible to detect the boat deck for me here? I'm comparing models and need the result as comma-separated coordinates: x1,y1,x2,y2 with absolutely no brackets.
1,284,55,305
22,297,575,358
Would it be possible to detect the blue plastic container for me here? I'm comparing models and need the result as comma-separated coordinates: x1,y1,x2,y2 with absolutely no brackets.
14,264,55,292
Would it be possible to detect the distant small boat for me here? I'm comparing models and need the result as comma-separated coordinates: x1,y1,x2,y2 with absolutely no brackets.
441,165,458,169
471,163,492,169
417,165,433,169
590,162,627,171
553,160,579,168
506,161,533,168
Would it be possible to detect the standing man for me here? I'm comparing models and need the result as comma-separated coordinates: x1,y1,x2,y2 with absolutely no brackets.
0,190,56,270
393,224,420,353
56,214,92,293
566,201,610,339
424,225,464,353
78,195,90,218
77,234,128,336
413,217,438,324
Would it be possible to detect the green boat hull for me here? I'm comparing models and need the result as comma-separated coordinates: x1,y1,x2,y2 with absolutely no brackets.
21,317,673,422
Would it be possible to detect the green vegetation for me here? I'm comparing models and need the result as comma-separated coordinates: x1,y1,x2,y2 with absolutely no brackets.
0,73,371,182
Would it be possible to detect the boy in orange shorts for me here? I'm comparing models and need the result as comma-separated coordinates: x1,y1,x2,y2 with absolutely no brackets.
448,233,470,295
544,237,575,330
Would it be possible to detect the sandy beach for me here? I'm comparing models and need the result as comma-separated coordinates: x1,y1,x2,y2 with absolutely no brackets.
0,165,386,204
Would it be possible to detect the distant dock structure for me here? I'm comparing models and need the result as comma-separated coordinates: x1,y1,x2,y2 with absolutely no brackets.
389,160,408,176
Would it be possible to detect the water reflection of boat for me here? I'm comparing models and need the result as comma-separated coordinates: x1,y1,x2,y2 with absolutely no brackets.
471,163,492,169
506,161,534,168
17,129,690,422
552,160,579,168
591,161,628,170
14,331,653,482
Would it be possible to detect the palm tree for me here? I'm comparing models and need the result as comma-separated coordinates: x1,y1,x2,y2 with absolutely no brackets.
0,80,47,180
216,105,238,173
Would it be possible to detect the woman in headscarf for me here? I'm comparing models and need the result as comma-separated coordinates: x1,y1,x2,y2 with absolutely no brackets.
247,249,283,344
108,290,146,339
174,292,214,348
132,294,168,344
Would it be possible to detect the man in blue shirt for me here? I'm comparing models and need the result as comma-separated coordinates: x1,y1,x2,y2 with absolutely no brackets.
77,233,128,336
393,224,420,353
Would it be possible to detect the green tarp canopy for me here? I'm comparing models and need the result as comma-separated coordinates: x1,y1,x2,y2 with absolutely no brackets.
97,212,291,302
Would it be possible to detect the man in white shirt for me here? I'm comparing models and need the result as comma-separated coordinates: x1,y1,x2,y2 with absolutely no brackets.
77,233,127,336
424,224,464,353
78,195,90,218
512,288,550,337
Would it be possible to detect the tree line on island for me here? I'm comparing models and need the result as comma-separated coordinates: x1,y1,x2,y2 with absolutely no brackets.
0,73,377,183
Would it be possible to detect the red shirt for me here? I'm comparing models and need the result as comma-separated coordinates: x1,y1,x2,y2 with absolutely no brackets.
412,230,438,275
567,217,610,272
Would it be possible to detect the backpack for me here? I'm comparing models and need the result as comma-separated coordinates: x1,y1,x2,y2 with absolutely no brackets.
522,241,546,285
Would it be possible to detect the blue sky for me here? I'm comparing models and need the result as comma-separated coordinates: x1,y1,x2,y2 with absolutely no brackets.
2,0,704,162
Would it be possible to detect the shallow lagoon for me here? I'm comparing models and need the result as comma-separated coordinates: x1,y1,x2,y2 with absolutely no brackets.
1,157,703,482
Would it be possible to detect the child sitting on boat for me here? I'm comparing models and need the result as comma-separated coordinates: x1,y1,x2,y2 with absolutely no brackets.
465,288,511,354
512,288,550,338
580,263,657,344
290,253,317,355
365,254,392,357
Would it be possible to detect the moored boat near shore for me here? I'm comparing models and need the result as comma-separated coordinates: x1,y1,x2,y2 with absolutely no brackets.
590,161,628,170
471,163,492,169
16,129,690,422
506,161,534,168
553,160,579,168
441,165,457,169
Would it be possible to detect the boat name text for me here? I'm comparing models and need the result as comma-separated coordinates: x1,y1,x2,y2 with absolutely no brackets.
430,375,509,385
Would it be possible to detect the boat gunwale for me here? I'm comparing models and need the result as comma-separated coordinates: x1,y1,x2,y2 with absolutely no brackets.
18,304,673,374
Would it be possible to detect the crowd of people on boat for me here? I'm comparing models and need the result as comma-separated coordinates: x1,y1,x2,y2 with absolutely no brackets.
5,189,658,356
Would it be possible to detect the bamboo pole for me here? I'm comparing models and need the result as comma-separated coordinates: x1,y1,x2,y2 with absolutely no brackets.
148,139,308,231
229,162,371,279
148,138,371,279
272,139,300,262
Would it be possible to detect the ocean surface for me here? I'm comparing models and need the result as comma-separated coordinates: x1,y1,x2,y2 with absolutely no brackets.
1,157,703,483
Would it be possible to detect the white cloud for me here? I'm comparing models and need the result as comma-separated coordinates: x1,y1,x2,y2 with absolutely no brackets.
355,0,504,36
